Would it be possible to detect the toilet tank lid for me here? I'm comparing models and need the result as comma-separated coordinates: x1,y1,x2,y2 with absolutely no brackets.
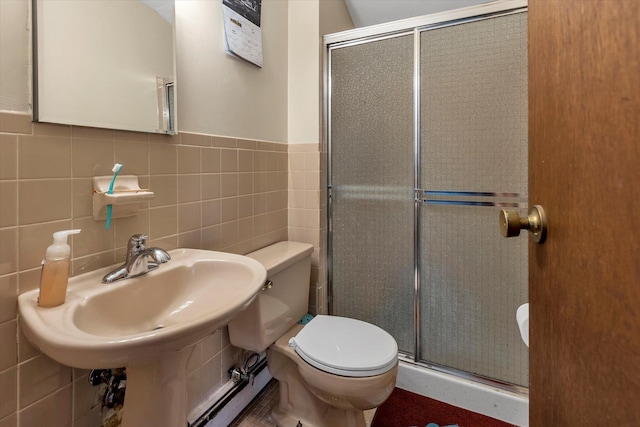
247,241,314,276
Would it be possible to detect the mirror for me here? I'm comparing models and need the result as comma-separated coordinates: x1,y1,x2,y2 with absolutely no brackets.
33,0,176,134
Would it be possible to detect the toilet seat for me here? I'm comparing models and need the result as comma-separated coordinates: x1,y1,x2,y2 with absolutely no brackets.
288,315,398,377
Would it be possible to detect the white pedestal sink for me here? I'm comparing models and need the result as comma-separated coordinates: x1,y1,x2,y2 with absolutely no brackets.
18,249,267,427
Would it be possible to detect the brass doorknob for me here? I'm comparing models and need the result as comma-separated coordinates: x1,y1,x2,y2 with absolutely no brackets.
499,205,547,243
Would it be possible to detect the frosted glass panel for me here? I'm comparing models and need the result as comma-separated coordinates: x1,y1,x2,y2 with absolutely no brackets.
420,13,528,192
420,206,529,386
330,35,414,354
418,13,529,386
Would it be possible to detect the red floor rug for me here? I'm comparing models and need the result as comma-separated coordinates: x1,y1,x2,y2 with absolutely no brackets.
371,388,516,427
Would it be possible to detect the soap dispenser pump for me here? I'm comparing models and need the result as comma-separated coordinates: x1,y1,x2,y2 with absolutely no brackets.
38,229,81,307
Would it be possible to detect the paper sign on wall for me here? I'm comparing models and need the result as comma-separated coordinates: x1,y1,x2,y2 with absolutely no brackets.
222,0,263,68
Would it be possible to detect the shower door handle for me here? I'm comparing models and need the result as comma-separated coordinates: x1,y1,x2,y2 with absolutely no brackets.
499,205,547,243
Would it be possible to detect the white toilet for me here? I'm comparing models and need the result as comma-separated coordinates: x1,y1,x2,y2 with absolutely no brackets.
228,241,398,427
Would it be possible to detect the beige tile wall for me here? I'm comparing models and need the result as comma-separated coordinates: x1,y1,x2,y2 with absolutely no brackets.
0,111,291,427
288,144,326,316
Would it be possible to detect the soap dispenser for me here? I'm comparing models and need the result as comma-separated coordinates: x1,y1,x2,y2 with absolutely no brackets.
38,229,81,307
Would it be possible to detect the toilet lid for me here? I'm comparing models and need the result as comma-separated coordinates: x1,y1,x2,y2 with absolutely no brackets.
288,315,398,377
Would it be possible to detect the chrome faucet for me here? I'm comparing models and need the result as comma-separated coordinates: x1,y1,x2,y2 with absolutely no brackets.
102,234,171,283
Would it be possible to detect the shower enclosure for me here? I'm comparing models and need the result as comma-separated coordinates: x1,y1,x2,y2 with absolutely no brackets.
325,0,529,389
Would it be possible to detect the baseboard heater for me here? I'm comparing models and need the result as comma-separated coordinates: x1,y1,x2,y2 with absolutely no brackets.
188,357,272,427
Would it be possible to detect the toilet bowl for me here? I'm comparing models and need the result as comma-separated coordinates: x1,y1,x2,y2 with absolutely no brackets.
228,241,399,427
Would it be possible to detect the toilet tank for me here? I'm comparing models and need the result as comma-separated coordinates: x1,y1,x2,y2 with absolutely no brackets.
228,241,314,353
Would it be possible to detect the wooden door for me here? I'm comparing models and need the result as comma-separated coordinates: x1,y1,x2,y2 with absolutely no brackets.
528,0,640,425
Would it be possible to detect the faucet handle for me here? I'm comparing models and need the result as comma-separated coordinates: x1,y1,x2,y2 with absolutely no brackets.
147,247,171,264
127,234,148,257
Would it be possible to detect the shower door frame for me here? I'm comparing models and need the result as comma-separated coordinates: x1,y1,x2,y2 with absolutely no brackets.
324,0,529,394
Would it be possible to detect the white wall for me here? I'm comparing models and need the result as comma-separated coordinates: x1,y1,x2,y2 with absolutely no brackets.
0,0,30,112
176,0,289,143
320,0,354,37
345,0,491,27
288,0,320,145
287,0,355,146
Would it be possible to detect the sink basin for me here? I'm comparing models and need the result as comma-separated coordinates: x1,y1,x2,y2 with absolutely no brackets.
74,258,254,336
18,248,267,426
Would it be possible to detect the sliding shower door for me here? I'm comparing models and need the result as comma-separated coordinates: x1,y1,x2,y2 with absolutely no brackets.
329,35,415,354
327,4,529,387
418,12,529,386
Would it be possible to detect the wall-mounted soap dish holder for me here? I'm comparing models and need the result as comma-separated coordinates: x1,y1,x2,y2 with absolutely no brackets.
92,175,154,221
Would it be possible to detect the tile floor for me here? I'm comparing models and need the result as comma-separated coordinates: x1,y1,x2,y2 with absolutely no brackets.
228,380,279,427
229,379,376,427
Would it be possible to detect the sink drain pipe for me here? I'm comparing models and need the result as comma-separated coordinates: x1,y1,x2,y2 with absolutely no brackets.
88,368,127,408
